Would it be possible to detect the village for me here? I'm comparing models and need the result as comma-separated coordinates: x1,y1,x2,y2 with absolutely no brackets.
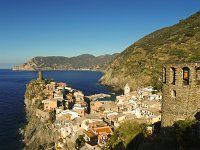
35,72,162,150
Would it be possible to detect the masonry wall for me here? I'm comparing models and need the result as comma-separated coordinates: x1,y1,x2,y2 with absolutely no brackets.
161,62,200,127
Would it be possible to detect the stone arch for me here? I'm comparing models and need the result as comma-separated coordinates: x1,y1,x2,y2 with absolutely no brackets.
182,67,190,85
170,67,176,85
162,67,166,83
196,67,200,84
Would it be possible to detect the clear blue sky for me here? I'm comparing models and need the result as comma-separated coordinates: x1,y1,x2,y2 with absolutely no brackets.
0,0,200,68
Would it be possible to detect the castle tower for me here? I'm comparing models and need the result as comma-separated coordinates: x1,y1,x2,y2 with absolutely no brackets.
37,70,43,81
124,83,130,95
161,62,200,127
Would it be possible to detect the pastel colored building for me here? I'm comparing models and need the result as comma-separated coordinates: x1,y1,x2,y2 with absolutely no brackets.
43,99,57,111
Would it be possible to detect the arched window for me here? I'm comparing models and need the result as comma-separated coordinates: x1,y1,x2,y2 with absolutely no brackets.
162,67,166,83
170,67,176,85
196,67,200,85
182,67,190,85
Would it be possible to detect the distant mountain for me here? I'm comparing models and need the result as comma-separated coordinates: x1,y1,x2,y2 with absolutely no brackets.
13,53,119,71
100,11,200,90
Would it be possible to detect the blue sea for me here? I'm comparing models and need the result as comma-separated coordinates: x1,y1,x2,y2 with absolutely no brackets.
0,70,113,150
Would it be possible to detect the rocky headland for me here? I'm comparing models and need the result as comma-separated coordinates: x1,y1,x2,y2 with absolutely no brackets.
23,79,59,150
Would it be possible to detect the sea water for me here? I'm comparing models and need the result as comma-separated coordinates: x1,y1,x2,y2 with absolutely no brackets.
0,70,112,149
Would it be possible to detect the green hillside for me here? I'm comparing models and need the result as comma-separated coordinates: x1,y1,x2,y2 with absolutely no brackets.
101,11,200,90
105,119,200,150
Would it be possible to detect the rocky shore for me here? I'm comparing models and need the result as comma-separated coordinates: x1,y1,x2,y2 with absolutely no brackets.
22,80,57,150
22,76,111,150
22,79,77,150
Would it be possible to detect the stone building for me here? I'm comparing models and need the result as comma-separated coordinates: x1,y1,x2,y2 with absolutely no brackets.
161,62,200,127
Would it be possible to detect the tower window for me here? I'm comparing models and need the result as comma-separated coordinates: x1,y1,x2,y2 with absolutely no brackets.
182,67,190,85
196,67,200,85
170,67,176,85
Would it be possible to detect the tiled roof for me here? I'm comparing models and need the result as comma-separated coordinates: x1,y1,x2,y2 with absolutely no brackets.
85,130,96,138
94,126,112,134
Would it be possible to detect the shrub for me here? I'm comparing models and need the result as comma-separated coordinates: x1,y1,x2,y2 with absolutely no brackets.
75,135,85,150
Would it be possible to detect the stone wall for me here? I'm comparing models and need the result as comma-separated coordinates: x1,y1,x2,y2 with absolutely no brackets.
161,62,200,127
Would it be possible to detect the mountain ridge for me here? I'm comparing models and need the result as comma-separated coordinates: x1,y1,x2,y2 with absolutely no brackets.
13,53,119,71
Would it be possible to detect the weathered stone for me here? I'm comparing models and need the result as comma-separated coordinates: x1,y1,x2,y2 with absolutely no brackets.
161,62,200,127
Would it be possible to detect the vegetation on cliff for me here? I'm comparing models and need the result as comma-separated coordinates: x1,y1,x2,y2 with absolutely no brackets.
105,120,146,150
101,11,200,90
23,79,59,150
105,118,200,150
13,53,119,71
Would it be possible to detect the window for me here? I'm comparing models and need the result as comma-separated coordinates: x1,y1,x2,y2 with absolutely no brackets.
163,67,166,83
182,67,190,85
172,90,176,97
196,67,200,84
170,67,176,85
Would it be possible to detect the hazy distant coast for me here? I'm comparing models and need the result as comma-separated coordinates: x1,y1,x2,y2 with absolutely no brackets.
12,53,118,71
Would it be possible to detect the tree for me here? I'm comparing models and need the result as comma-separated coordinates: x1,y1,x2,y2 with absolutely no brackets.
75,135,85,150
105,120,146,149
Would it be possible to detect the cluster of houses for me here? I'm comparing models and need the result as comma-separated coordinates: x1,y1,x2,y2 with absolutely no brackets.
36,81,86,122
35,74,162,150
35,80,113,150
90,84,162,130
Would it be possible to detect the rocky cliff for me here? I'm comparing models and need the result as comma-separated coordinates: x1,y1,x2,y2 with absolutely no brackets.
13,53,119,71
100,11,200,90
23,79,59,150
23,79,82,150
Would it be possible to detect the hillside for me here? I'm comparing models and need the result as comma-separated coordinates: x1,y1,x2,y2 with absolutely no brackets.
13,53,119,71
100,11,200,90
105,120,200,150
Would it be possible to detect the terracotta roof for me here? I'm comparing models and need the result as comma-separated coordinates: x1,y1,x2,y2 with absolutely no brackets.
57,82,66,86
84,130,96,138
94,126,112,134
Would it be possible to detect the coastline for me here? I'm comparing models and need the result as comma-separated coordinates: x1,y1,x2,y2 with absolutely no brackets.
12,69,103,72
12,69,122,93
21,71,116,149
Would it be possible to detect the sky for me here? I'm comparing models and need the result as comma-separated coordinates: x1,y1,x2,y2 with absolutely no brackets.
0,0,200,68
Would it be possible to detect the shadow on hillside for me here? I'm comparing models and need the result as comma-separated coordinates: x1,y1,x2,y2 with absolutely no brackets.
125,117,200,150
125,125,180,150
113,142,126,150
194,111,200,121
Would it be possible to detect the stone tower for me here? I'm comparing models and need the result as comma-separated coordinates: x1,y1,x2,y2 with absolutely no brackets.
37,70,43,81
161,62,200,127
